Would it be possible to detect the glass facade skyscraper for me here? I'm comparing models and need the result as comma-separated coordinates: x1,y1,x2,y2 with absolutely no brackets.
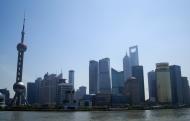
123,53,130,81
181,77,190,105
170,65,183,105
34,77,42,104
27,82,36,104
129,46,139,67
98,58,111,94
148,70,157,102
111,68,124,95
69,70,74,89
132,65,145,102
123,45,139,81
89,60,98,94
124,77,140,105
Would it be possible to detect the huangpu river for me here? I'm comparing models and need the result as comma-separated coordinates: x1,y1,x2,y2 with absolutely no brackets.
1,109,190,121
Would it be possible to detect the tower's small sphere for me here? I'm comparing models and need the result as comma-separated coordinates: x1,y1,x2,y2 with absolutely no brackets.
13,82,26,94
17,43,27,52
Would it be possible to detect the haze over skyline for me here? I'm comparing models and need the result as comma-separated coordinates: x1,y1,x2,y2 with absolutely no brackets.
1,0,190,98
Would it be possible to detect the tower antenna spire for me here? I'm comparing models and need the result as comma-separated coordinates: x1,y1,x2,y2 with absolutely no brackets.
21,13,26,43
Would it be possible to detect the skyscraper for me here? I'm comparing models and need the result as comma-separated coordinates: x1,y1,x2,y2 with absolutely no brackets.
27,82,36,105
98,58,111,94
132,65,145,102
181,77,190,105
111,68,124,95
148,70,157,102
129,45,139,67
69,70,74,89
57,79,74,105
39,73,62,105
89,60,99,94
156,63,172,104
123,45,139,81
123,53,130,81
34,77,42,104
170,65,183,105
124,77,140,105
11,17,28,106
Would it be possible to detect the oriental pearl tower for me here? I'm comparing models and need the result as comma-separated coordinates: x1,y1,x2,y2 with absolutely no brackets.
11,17,28,106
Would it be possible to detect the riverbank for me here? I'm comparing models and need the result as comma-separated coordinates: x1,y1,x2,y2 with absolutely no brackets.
1,105,190,112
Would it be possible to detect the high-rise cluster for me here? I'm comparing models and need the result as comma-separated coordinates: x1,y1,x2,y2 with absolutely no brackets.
89,58,112,94
148,63,190,105
88,45,190,107
3,16,189,109
21,43,190,108
27,70,77,106
89,46,146,105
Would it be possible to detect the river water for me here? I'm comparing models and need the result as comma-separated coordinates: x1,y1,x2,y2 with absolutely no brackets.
0,109,190,121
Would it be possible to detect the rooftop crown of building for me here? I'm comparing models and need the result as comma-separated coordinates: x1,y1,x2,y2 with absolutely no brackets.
156,62,169,70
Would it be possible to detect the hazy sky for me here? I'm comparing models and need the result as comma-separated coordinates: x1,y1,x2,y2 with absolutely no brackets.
1,0,190,98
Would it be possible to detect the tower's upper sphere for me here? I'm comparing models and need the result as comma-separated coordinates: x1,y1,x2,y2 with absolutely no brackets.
13,82,26,94
17,43,27,52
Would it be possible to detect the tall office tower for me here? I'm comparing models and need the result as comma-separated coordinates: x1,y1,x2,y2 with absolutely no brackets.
148,70,157,102
170,65,183,105
27,82,36,105
69,70,74,89
89,60,99,94
98,58,111,94
56,79,74,105
124,77,140,105
11,17,28,106
34,77,42,104
123,45,139,81
123,53,131,81
132,66,145,102
156,63,172,104
39,73,62,105
129,45,139,66
181,77,190,105
111,68,124,95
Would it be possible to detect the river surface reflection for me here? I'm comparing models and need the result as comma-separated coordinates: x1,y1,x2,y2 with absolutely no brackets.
0,109,190,121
